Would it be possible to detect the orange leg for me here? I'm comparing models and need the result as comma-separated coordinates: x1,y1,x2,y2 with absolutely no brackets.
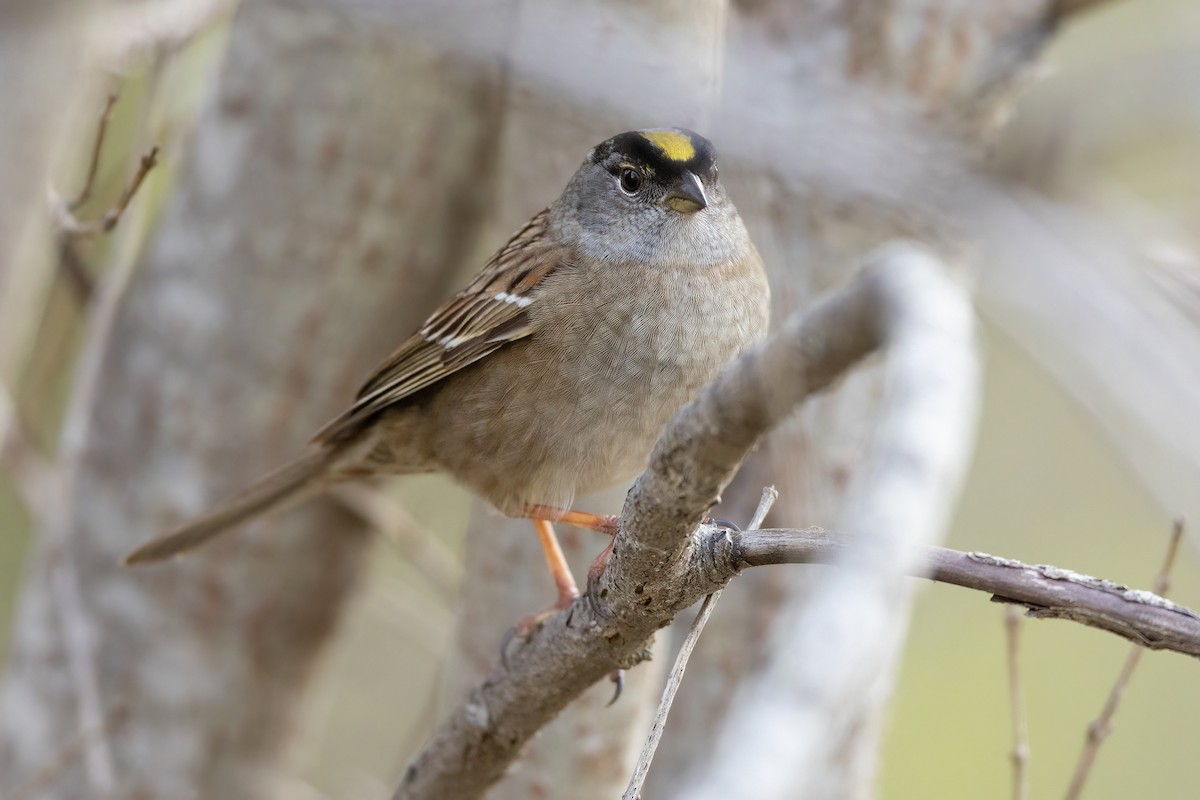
503,519,580,652
533,518,579,609
523,504,619,536
512,512,626,702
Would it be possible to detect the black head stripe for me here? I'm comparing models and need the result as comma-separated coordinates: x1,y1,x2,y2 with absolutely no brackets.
590,128,717,181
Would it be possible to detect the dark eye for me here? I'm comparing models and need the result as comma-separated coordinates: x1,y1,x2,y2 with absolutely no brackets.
619,167,643,194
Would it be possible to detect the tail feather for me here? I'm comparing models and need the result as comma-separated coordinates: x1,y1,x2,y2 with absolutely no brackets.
123,448,337,565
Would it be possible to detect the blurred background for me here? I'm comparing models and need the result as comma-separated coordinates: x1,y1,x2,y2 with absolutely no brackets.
1,0,1198,798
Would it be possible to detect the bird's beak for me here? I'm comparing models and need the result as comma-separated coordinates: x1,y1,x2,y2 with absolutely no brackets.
665,171,707,213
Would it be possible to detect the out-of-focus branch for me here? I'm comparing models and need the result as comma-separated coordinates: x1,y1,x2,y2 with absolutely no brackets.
1005,607,1030,800
1053,0,1124,21
51,93,118,302
1064,518,1187,799
93,0,238,69
332,484,461,605
68,94,118,212
9,706,129,800
53,146,160,237
49,554,116,793
0,0,93,387
394,243,972,800
677,244,978,800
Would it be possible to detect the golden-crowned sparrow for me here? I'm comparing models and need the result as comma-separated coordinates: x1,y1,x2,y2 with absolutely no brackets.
125,128,770,607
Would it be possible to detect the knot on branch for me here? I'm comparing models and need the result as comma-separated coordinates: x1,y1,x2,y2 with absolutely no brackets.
693,523,740,584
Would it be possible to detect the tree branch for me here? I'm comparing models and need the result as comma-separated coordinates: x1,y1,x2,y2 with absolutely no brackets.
735,528,1200,657
394,242,974,800
67,94,118,212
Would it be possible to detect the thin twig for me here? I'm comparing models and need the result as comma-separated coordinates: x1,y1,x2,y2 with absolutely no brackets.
94,0,238,69
1064,518,1185,800
99,146,160,233
9,704,129,800
1053,0,1124,20
51,553,117,793
56,146,160,237
331,484,461,605
69,94,119,211
623,486,778,800
738,528,1200,658
1005,606,1029,800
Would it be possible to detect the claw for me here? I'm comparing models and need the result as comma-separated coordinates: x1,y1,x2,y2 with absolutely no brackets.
707,517,741,532
500,625,517,670
607,669,625,706
499,606,559,669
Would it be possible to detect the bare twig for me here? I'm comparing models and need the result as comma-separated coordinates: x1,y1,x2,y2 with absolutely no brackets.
9,704,129,800
93,0,238,69
1053,0,1124,20
623,487,778,800
68,94,118,211
738,528,1200,658
331,484,462,605
55,146,160,237
1064,518,1186,800
99,146,159,232
51,553,116,793
1005,606,1029,800
51,94,154,302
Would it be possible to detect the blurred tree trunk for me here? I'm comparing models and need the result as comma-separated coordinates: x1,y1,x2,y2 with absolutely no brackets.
0,0,97,388
0,1,503,797
647,1,1062,795
437,2,727,797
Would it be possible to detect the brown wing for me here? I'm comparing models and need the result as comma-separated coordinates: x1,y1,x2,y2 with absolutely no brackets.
312,210,559,444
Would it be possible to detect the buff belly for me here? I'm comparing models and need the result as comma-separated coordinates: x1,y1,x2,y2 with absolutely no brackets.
416,258,769,515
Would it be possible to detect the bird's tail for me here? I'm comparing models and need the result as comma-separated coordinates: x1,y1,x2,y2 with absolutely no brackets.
123,448,339,565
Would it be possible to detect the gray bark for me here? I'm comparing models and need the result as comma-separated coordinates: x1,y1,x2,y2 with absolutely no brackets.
0,1,502,796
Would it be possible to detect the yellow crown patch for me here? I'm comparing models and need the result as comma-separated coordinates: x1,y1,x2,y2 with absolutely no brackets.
640,130,695,162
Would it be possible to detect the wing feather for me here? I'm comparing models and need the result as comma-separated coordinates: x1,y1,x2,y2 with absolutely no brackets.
311,210,558,444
